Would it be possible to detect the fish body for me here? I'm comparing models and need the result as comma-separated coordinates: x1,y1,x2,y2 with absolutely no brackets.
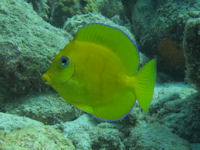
42,24,156,121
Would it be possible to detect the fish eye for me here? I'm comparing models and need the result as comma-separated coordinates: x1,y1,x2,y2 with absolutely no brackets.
60,56,70,66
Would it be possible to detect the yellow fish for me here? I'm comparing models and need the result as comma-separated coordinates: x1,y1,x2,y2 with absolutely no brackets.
42,24,156,121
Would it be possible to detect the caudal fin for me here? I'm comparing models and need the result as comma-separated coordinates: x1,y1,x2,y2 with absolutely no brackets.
133,59,156,112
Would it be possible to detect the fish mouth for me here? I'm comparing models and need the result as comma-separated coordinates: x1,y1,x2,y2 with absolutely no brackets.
42,73,51,84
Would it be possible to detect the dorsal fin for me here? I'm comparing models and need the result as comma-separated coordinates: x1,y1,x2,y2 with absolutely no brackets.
74,23,139,75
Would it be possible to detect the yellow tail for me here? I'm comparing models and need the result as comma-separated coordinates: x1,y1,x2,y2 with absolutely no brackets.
132,59,156,112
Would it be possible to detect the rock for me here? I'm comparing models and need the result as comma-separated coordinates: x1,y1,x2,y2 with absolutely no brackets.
183,17,200,91
90,123,125,150
4,92,82,124
0,0,72,97
150,83,200,143
62,112,191,150
63,114,125,150
63,114,97,150
152,82,197,105
0,125,75,150
124,122,191,150
123,0,200,80
0,112,43,133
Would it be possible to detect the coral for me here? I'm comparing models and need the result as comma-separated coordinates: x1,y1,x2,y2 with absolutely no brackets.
50,0,99,27
26,0,49,20
4,92,82,124
95,0,124,19
49,0,125,27
183,17,200,90
0,125,75,150
0,0,72,97
0,112,43,133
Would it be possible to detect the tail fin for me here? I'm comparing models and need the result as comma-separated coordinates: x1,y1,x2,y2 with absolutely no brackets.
133,59,156,112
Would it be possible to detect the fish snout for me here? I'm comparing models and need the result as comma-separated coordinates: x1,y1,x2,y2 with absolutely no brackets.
42,73,50,84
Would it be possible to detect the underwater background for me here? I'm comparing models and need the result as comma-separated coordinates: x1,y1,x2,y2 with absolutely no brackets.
0,0,200,149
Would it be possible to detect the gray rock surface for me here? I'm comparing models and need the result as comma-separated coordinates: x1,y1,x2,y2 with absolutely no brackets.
63,114,97,150
4,92,82,124
0,112,43,132
63,114,125,150
62,113,191,150
124,122,191,150
0,0,72,97
0,125,75,150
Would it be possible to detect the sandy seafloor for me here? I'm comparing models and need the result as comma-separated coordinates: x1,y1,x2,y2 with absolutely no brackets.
0,0,200,150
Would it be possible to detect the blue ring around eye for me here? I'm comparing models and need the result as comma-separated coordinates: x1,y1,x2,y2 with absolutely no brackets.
60,56,70,66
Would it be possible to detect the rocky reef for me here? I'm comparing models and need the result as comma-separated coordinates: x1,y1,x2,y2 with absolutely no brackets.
123,0,200,81
0,0,200,149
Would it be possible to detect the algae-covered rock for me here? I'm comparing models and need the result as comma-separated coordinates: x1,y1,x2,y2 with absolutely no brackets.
0,0,72,97
4,93,82,124
183,17,200,91
0,112,43,133
0,125,75,150
124,122,191,150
